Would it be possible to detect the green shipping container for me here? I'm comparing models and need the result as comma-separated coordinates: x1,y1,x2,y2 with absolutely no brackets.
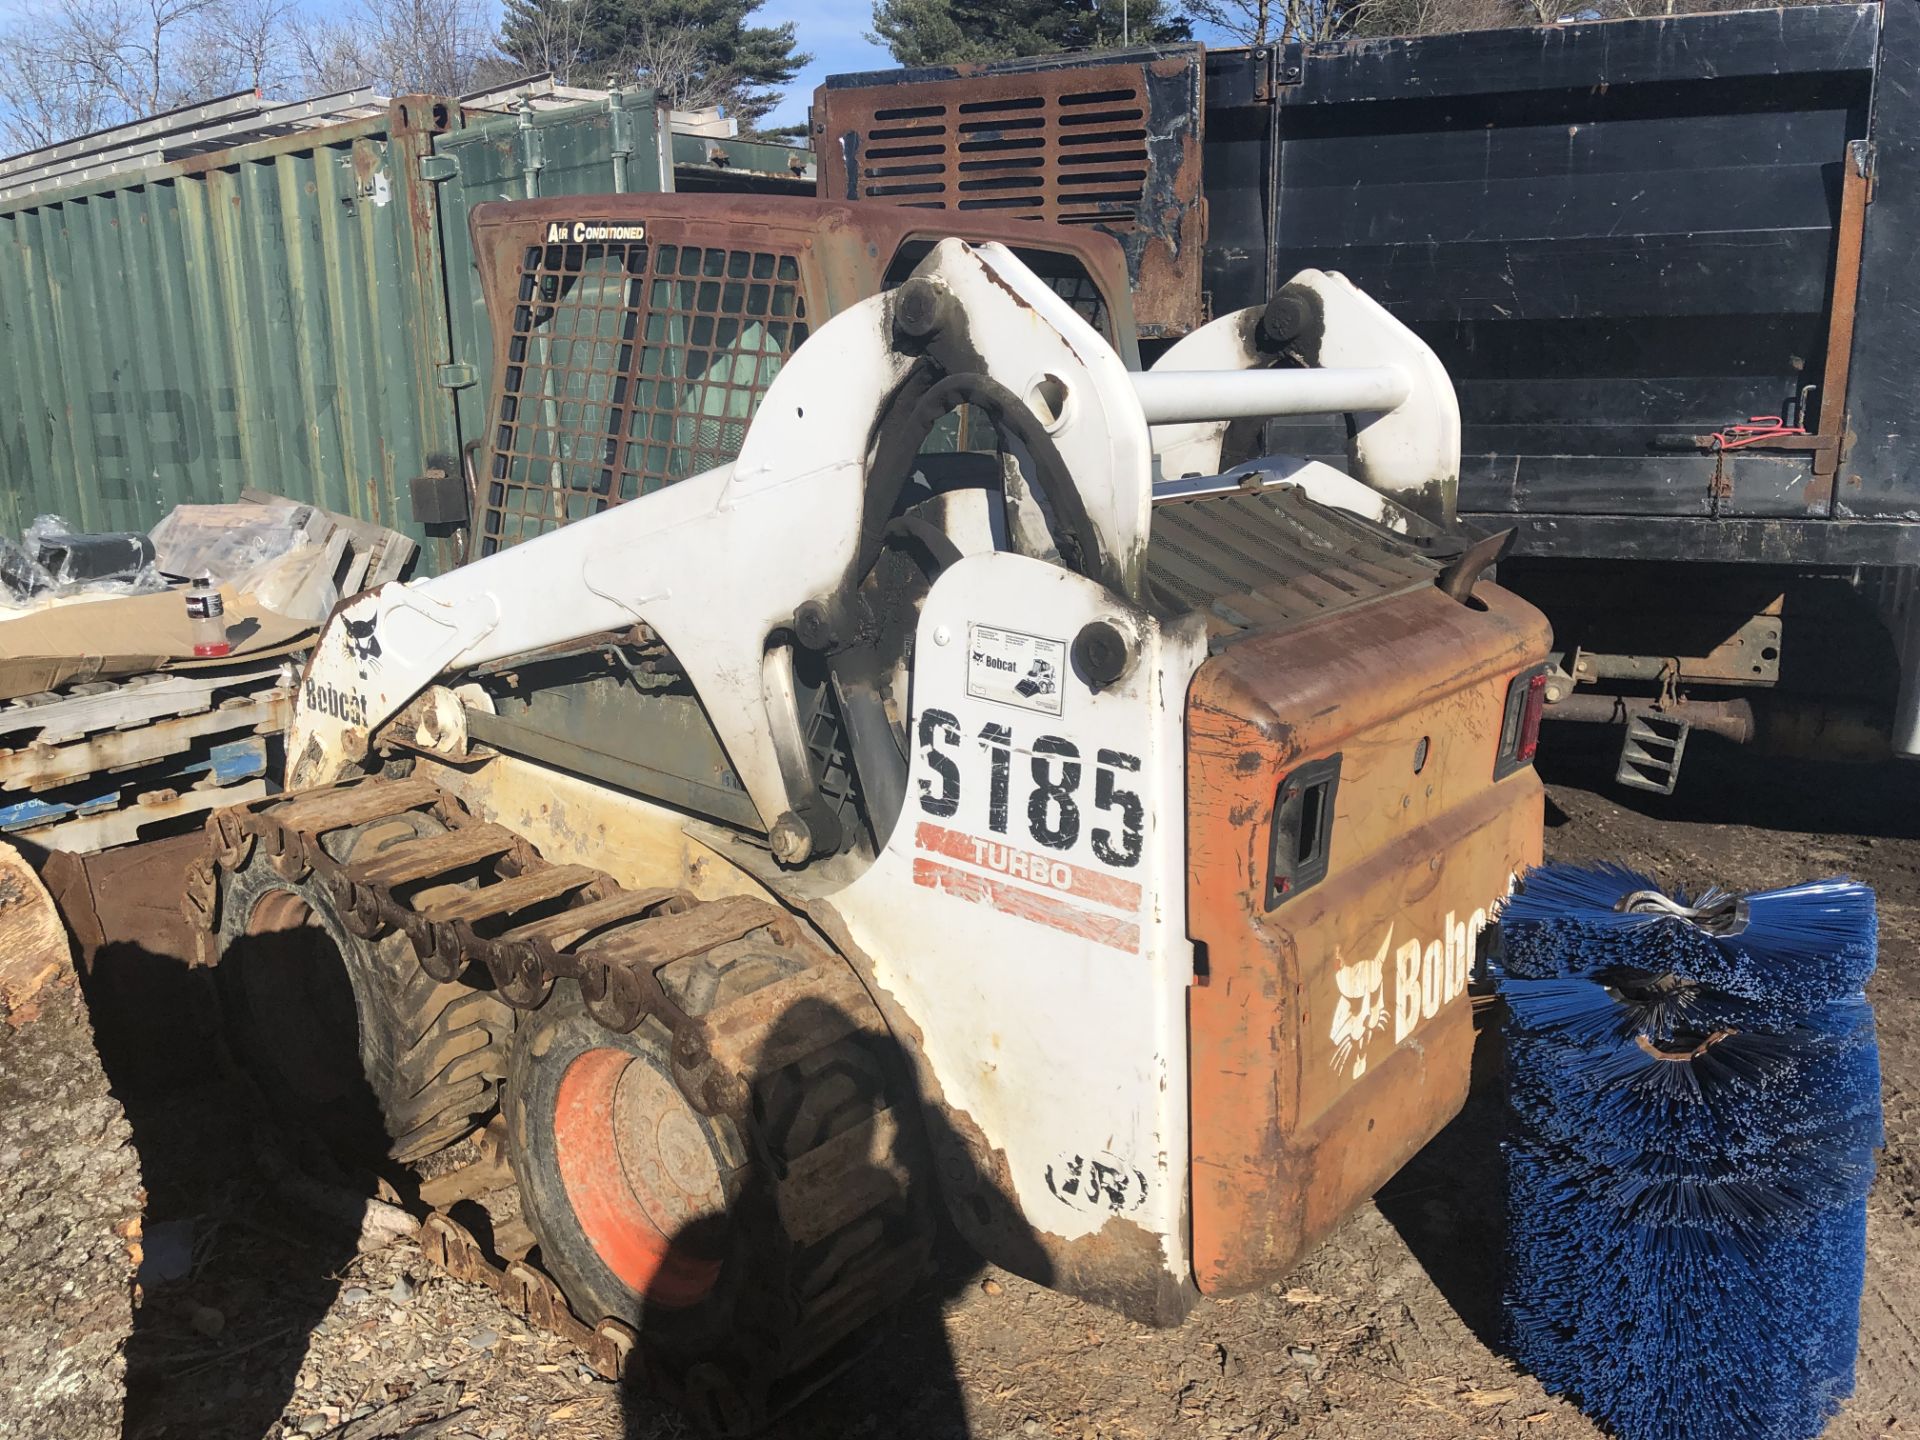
0,92,811,575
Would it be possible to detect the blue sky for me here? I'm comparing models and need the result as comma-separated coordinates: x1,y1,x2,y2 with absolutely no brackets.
759,0,895,130
753,2,1237,130
290,0,1231,133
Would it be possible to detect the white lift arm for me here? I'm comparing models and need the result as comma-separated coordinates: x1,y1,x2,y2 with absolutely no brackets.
285,248,1451,830
1148,269,1461,526
285,239,1159,823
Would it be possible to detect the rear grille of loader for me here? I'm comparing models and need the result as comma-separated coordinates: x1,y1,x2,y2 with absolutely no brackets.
817,49,1207,336
483,240,809,555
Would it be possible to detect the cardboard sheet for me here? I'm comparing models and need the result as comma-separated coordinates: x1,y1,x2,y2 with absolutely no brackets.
0,588,313,701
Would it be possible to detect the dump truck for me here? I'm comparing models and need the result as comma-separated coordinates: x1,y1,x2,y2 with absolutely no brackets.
182,193,1549,1431
815,3,1920,792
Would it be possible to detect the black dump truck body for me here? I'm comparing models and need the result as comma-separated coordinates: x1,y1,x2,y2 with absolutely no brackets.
818,3,1920,788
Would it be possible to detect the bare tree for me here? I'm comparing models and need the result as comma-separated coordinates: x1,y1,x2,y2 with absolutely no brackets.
287,0,504,96
178,0,303,98
89,0,225,113
0,0,511,149
1184,0,1280,44
284,15,376,95
618,26,737,113
498,0,599,85
0,0,222,151
0,42,119,150
1348,0,1523,35
1186,0,1351,43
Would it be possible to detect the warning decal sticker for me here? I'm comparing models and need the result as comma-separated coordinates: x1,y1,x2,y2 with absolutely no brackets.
967,624,1066,717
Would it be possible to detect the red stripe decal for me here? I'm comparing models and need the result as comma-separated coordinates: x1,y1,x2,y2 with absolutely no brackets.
912,856,1142,953
914,822,1144,911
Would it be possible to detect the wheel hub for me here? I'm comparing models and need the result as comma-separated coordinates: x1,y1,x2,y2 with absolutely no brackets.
553,1047,728,1307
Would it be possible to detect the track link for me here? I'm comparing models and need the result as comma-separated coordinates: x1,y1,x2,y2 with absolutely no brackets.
185,774,931,1424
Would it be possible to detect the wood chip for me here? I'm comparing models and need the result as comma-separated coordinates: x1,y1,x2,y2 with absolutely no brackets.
328,1380,462,1440
1282,1287,1329,1306
1466,1386,1519,1407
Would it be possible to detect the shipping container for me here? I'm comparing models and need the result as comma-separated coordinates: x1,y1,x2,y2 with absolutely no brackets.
0,89,813,573
432,95,814,472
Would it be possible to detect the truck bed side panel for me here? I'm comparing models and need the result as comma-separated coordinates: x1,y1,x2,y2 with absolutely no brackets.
1254,7,1890,544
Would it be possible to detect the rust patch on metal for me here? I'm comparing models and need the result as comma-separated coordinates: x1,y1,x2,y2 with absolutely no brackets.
1185,582,1549,1295
1806,137,1871,501
812,50,1206,336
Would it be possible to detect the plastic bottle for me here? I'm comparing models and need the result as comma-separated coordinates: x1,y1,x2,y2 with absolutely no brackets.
186,576,231,657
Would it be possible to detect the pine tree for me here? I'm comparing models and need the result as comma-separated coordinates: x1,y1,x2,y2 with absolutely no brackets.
499,0,807,131
871,0,1192,67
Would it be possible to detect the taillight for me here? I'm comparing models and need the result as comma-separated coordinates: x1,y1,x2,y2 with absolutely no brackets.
1495,667,1548,779
1265,754,1341,910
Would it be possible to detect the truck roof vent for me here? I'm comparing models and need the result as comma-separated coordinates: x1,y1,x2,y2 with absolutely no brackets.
856,85,1150,227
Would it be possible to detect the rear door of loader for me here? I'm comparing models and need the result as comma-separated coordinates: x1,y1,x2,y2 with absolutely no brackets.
1162,491,1551,1293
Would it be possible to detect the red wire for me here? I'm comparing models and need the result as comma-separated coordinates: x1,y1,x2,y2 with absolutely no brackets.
1708,415,1809,451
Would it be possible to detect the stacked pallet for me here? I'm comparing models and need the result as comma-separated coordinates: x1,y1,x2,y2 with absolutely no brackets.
0,495,415,854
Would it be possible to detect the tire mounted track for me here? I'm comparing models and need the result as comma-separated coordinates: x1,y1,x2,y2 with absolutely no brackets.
183,774,932,1429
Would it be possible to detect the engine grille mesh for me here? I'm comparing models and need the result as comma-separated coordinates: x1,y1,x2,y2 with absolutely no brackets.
1149,487,1440,647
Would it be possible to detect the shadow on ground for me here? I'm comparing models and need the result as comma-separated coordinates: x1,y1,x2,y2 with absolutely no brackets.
1539,723,1920,840
81,936,363,1440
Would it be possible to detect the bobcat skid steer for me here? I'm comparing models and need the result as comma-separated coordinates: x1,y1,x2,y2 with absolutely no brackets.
184,196,1549,1431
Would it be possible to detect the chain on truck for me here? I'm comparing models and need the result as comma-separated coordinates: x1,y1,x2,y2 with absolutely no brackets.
177,193,1550,1432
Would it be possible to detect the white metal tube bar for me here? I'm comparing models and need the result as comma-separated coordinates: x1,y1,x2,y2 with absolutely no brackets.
1129,366,1410,424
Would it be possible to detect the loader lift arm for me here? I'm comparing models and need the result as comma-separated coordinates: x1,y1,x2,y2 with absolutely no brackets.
288,239,1444,863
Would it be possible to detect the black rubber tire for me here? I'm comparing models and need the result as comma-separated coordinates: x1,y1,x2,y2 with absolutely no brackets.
216,812,514,1164
506,936,929,1424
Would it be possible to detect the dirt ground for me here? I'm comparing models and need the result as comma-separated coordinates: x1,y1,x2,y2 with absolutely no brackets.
101,732,1920,1440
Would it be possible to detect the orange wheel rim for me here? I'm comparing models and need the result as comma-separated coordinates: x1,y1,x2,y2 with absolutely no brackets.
552,1047,727,1308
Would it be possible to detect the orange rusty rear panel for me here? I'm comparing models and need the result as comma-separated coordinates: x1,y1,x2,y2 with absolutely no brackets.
1185,580,1550,1295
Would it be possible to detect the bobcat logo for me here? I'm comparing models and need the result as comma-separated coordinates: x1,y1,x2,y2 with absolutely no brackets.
1329,927,1393,1080
343,616,382,673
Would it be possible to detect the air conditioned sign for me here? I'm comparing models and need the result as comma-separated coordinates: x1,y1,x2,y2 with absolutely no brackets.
543,220,648,243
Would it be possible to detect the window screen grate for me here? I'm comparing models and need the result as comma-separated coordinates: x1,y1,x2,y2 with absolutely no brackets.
482,239,809,554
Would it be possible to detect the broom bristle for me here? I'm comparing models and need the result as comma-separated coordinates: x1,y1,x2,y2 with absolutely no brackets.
1497,865,1877,1010
1497,862,1882,1440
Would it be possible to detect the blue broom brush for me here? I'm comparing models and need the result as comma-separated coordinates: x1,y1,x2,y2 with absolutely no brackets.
1495,863,1883,1440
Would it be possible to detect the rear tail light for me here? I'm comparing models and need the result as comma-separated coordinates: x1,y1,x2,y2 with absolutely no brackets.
1265,754,1341,910
1495,666,1549,779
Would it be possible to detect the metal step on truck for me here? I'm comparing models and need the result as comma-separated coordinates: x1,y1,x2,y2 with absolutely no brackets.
179,192,1549,1431
815,0,1920,792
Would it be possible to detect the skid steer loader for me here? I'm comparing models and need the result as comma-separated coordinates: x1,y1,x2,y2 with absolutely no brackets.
183,195,1549,1430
